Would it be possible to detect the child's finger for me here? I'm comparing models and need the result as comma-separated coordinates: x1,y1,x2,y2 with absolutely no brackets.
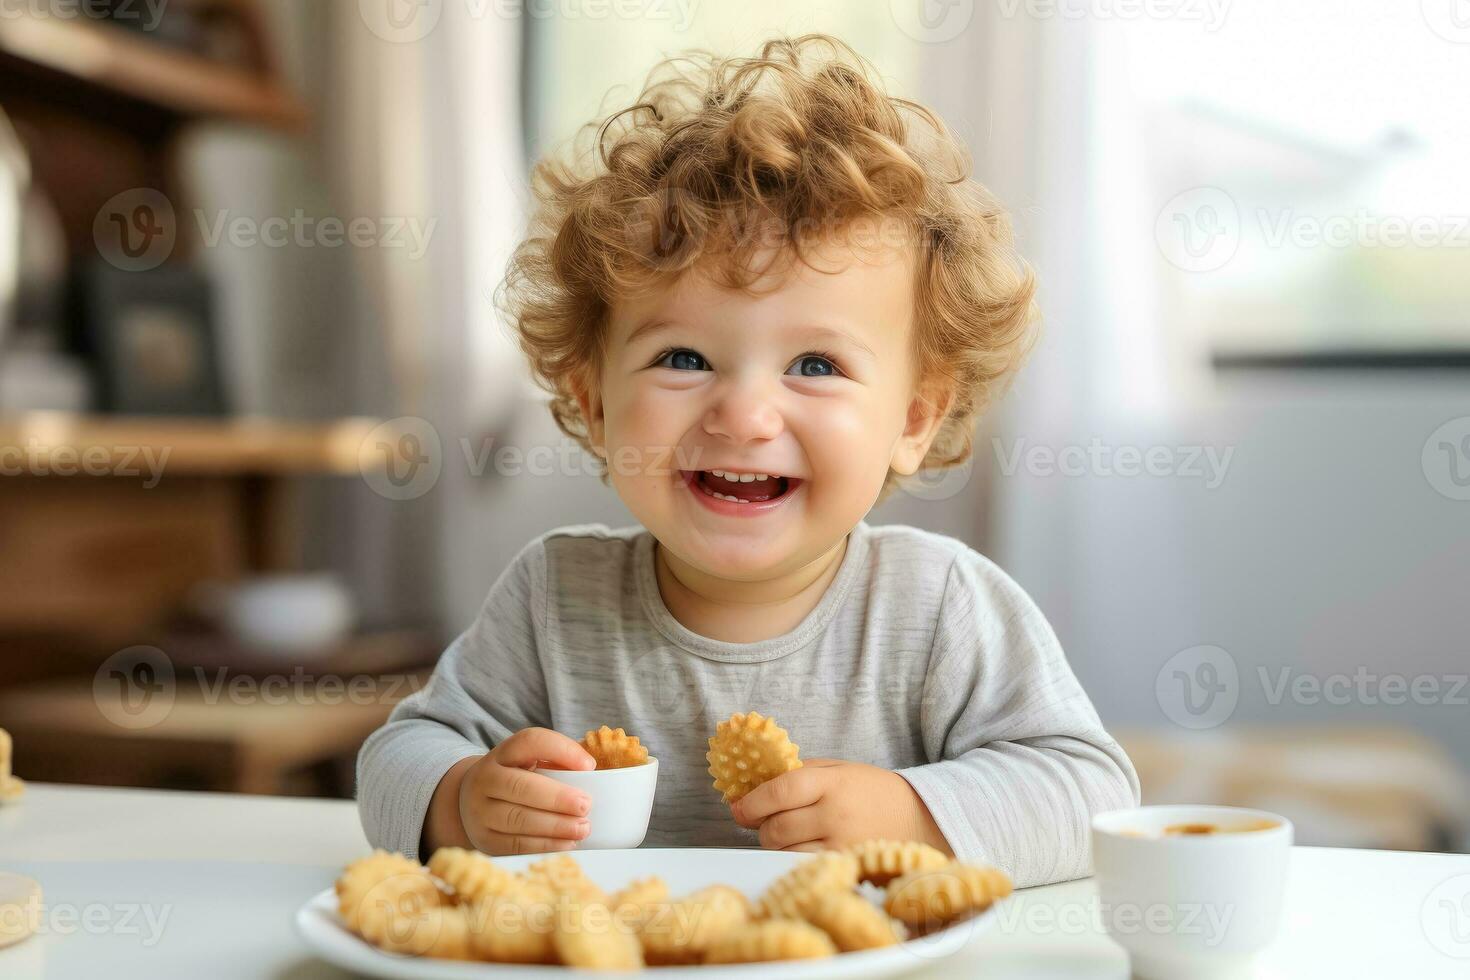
495,727,596,772
733,768,824,827
485,802,590,841
756,804,823,850
483,764,591,816
479,830,578,856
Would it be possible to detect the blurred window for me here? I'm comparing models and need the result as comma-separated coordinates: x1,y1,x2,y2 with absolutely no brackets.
524,4,921,192
1116,1,1470,357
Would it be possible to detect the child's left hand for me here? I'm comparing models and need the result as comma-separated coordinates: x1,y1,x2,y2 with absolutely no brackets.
730,758,953,854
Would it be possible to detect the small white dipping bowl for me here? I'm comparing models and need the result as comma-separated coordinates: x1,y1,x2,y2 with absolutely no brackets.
1092,804,1292,980
538,758,658,850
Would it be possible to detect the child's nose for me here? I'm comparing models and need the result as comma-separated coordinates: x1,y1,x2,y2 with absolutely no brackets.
701,375,784,444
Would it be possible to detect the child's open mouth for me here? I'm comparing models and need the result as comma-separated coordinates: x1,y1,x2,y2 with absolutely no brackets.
678,468,802,515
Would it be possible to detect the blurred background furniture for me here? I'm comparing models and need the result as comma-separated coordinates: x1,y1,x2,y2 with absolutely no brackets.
1119,726,1470,853
0,413,435,797
0,3,429,798
0,631,432,796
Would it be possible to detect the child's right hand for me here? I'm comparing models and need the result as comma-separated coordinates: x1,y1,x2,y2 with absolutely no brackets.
454,728,596,856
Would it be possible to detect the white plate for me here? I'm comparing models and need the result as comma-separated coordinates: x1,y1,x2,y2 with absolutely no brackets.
296,847,994,979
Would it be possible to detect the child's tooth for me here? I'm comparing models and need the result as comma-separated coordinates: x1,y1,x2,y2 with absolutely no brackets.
738,473,756,483
755,473,769,481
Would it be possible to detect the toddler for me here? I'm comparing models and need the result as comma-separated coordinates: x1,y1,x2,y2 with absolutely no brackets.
357,34,1138,889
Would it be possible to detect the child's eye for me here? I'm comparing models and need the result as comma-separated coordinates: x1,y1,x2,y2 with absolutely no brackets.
653,348,709,371
786,353,841,378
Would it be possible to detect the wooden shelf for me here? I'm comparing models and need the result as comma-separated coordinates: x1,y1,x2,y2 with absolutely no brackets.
0,13,306,131
154,628,440,678
0,413,390,476
0,655,434,795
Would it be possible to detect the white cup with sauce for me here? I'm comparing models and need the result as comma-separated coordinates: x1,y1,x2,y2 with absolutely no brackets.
1091,805,1292,980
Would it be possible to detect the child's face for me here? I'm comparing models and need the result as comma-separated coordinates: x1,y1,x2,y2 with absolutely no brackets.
578,236,949,581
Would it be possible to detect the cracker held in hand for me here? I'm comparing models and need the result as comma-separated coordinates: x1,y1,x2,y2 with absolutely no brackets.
706,711,801,804
581,726,649,769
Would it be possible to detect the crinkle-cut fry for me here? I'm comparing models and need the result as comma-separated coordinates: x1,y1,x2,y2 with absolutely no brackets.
525,854,608,904
610,876,668,914
414,906,477,961
706,711,801,804
884,861,1013,931
845,839,951,886
704,919,837,964
335,850,441,934
553,900,645,971
352,887,453,955
802,890,902,951
757,850,860,919
581,726,650,770
467,892,558,964
638,885,751,965
427,847,522,904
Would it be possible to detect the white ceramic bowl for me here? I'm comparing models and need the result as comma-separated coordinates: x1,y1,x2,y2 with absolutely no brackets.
1092,805,1292,980
538,758,659,850
216,574,357,656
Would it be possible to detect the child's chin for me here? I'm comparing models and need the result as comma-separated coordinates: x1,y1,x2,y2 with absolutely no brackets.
671,530,795,574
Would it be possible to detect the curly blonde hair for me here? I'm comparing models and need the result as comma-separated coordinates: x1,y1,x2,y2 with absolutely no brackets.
498,33,1038,502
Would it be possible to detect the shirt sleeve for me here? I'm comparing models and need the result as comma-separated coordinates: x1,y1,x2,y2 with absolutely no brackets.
355,536,554,859
896,550,1141,889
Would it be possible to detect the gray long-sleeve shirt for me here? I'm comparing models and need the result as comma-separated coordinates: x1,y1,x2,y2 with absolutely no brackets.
356,520,1139,888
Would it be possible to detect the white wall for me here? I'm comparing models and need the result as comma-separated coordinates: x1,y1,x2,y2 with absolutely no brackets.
994,372,1470,770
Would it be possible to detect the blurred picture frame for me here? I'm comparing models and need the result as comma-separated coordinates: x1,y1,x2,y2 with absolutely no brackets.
69,262,227,416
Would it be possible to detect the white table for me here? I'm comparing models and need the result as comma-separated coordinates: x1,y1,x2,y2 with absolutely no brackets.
1,783,1467,978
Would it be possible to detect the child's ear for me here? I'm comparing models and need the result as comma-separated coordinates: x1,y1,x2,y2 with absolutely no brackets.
571,369,609,460
890,377,955,476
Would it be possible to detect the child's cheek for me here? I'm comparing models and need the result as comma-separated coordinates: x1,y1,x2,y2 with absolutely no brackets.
794,396,895,487
604,383,694,472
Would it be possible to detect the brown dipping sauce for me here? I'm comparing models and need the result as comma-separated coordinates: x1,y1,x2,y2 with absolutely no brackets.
1161,819,1279,836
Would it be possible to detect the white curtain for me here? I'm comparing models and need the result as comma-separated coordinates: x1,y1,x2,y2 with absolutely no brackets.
323,0,526,629
918,10,1196,677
